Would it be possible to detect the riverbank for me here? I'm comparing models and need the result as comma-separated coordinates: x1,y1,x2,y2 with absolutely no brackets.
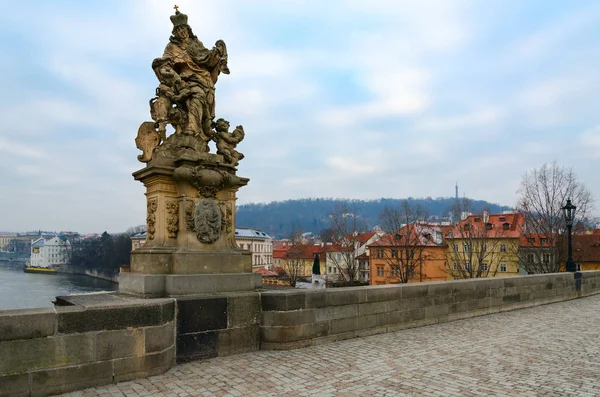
56,266,119,284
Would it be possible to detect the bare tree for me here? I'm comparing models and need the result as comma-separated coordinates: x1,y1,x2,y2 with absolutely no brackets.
377,201,431,283
445,199,517,279
327,203,366,285
283,227,304,287
517,162,594,273
125,224,147,237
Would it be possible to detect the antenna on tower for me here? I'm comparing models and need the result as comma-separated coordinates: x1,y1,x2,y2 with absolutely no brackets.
455,182,459,200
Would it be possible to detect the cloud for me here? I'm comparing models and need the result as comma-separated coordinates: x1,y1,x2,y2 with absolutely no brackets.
0,139,48,159
578,126,600,159
2,0,600,232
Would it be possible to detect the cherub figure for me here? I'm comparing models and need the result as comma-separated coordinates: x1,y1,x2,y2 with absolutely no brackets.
213,118,245,166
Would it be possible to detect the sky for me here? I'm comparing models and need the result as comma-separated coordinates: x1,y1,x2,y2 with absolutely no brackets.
1,0,599,233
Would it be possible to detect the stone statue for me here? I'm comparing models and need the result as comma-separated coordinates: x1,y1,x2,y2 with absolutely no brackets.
213,118,245,166
136,6,242,162
162,9,228,140
127,6,254,298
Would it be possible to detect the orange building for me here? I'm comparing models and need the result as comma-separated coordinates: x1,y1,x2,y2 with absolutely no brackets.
368,223,448,285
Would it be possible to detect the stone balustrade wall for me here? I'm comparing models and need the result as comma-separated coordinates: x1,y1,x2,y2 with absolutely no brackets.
260,271,600,350
0,297,176,397
1,271,600,396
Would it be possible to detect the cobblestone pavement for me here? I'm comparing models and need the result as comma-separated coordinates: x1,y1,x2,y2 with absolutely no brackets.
61,295,600,397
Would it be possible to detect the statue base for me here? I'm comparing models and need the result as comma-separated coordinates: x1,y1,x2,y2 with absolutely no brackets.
121,143,260,297
120,272,262,297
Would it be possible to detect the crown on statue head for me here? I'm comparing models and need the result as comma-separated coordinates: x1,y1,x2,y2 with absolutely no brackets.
170,9,188,28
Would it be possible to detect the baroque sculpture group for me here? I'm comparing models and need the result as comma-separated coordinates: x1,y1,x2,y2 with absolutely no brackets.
136,6,244,166
124,6,254,296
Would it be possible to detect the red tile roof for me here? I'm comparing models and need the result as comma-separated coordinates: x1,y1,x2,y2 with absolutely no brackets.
369,223,445,248
446,213,524,239
272,246,289,259
573,234,600,263
284,244,326,260
519,234,556,247
255,268,279,277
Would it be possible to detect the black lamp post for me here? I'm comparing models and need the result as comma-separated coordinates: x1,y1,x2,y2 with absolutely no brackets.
561,198,577,272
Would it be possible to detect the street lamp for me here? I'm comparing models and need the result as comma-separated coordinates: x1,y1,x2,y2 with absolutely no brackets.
561,198,577,272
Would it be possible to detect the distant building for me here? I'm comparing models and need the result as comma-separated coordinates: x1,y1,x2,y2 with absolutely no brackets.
131,232,147,251
30,236,71,269
0,234,16,252
235,227,273,270
572,233,600,271
445,212,524,279
369,224,447,285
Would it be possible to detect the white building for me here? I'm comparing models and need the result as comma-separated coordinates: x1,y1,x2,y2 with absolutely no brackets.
235,227,273,270
30,236,71,268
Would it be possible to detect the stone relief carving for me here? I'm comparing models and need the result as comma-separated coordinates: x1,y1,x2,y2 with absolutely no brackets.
218,202,233,234
190,165,228,198
165,199,179,238
194,198,222,244
147,199,158,240
135,122,160,162
185,200,196,232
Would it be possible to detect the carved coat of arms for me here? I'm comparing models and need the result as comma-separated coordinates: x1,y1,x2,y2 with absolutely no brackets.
194,198,222,243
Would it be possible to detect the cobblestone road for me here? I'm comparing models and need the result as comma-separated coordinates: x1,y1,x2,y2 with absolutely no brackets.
62,294,600,397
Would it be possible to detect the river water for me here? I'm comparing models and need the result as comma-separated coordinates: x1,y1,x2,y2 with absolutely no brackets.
0,262,118,310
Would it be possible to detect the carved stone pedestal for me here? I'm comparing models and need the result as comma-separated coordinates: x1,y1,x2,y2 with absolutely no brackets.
121,147,260,297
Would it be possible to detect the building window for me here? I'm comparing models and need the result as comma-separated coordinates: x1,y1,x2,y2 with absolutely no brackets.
464,263,471,270
486,223,493,230
481,243,487,252
500,264,507,272
453,244,459,252
526,253,534,264
328,267,332,273
463,244,469,252
527,238,534,244
376,266,384,276
542,253,551,264
376,249,384,259
481,263,488,271
541,238,548,244
500,244,506,253
502,223,510,230
391,249,398,258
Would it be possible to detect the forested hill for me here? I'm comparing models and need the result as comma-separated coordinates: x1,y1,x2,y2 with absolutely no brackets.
236,198,512,239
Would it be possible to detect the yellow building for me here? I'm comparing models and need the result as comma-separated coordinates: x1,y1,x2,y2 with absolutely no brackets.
445,212,523,279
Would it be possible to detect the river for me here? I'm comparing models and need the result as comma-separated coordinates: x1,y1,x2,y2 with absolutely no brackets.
0,262,118,310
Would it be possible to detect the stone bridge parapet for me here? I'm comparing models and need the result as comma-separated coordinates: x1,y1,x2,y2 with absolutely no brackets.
1,271,600,396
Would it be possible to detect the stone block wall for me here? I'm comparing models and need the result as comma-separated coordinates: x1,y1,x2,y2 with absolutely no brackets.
260,271,600,350
0,297,175,397
176,292,260,362
2,271,600,396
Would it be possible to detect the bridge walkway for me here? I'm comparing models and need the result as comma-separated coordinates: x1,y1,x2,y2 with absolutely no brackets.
60,294,600,397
